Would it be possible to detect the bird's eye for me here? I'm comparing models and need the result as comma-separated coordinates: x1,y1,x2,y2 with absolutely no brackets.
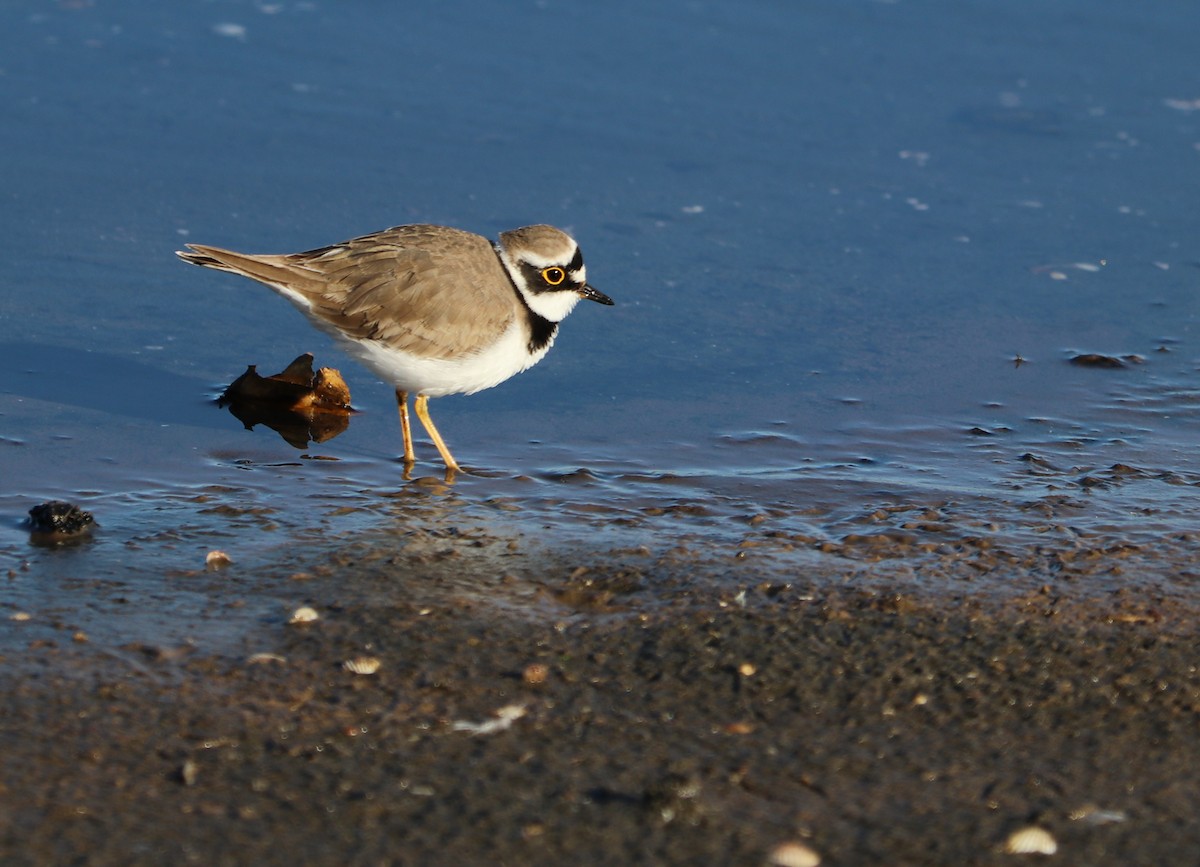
541,267,566,286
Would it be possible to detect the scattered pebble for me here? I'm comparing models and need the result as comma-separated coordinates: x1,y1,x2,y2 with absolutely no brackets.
247,653,286,665
288,606,319,624
180,759,198,787
10,612,32,622
1003,825,1058,855
738,662,757,677
451,704,526,736
343,656,381,675
206,550,233,569
1069,353,1127,369
767,840,821,867
522,663,549,685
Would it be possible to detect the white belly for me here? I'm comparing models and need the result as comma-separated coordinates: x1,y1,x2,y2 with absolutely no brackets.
335,318,555,398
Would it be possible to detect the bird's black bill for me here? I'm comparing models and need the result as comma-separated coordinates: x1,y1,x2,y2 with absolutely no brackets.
579,283,614,306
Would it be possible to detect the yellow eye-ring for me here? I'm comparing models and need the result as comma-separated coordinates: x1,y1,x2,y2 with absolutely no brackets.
541,267,566,286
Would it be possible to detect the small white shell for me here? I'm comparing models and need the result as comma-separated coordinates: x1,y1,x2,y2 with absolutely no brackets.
1003,826,1058,855
767,841,821,867
343,656,381,675
247,652,286,665
288,606,320,624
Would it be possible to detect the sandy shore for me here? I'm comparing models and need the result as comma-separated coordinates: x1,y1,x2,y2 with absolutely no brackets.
2,548,1197,866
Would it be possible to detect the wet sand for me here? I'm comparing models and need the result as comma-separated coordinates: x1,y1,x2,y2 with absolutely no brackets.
2,544,1197,866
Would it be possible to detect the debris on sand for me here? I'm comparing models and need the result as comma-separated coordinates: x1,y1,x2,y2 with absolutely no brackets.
219,353,353,448
451,704,527,736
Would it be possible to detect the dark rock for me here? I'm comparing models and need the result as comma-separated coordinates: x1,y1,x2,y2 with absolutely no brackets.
27,501,95,537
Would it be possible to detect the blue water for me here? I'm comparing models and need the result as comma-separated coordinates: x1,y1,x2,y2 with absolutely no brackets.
3,1,1200,649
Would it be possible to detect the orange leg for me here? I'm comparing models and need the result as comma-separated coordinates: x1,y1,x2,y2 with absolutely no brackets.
414,393,461,474
394,388,416,465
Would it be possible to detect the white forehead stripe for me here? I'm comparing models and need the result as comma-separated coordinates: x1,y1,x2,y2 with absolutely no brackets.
569,266,587,283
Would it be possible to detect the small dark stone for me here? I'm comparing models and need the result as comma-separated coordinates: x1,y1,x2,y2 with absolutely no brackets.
28,501,95,536
1069,353,1126,368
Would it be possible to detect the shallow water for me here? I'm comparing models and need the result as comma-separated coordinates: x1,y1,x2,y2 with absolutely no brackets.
3,1,1200,653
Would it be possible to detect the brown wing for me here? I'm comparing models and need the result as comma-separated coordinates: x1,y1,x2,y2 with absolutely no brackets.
180,225,517,360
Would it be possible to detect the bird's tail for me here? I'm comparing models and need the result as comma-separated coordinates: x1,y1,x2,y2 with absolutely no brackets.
176,244,241,273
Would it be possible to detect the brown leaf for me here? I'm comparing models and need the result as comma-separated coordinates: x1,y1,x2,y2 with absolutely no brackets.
218,354,354,448
221,353,352,410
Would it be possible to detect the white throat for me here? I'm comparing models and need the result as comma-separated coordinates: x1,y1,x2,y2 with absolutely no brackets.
522,285,582,322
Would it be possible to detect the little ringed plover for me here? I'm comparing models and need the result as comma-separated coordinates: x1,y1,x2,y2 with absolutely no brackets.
177,223,612,474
